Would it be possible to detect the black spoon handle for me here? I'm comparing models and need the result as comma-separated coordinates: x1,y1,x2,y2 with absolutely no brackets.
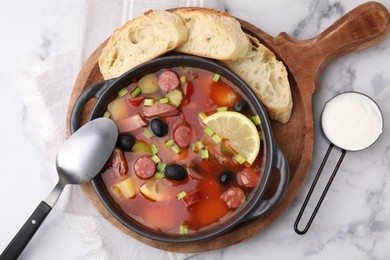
0,201,52,260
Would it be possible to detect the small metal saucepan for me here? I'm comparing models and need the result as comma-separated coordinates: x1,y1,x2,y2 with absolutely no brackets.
294,91,383,234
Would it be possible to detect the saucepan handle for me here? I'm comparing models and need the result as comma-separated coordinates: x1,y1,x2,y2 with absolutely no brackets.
244,142,290,221
70,78,116,133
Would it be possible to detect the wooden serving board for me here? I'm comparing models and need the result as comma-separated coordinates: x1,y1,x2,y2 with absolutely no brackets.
65,2,390,253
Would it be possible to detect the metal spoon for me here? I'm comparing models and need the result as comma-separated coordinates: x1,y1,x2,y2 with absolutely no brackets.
0,118,118,259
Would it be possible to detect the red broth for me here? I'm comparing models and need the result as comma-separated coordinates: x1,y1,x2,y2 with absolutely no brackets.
101,66,264,235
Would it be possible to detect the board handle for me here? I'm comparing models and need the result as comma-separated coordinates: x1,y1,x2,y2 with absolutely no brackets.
276,2,390,94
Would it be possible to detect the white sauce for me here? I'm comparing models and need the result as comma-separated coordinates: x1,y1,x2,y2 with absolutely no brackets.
321,92,383,151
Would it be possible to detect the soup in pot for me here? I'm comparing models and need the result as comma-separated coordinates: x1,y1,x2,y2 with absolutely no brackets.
101,66,264,235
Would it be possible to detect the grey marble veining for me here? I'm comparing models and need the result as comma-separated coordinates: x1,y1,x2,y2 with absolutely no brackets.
292,0,346,39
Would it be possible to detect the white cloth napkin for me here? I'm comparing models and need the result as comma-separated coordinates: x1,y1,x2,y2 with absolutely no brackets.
20,1,225,259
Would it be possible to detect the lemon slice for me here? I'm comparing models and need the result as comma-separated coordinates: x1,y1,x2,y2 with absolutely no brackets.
203,111,260,164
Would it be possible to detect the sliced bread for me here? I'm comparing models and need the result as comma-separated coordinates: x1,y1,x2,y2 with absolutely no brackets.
173,8,249,61
224,35,293,123
99,10,188,79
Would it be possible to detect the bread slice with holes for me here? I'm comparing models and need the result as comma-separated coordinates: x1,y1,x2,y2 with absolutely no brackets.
99,10,188,79
173,8,249,61
224,35,293,123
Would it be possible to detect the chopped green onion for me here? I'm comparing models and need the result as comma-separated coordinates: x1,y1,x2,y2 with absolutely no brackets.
180,224,188,235
159,97,169,104
212,73,221,82
201,149,209,159
198,112,207,120
258,131,263,140
180,75,187,84
196,141,205,150
252,115,261,125
131,87,141,97
165,139,175,147
217,106,228,112
150,144,158,154
234,154,246,165
154,172,164,179
171,144,181,154
143,98,154,106
211,134,222,144
143,129,154,139
157,162,166,172
151,155,161,164
203,126,214,137
177,191,187,200
103,111,111,118
118,87,128,97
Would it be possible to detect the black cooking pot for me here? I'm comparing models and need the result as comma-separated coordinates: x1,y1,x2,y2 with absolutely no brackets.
70,55,289,243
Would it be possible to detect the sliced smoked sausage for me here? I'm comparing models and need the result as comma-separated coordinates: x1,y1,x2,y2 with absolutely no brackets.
158,70,179,92
173,124,192,148
134,156,156,179
237,168,259,188
221,187,245,209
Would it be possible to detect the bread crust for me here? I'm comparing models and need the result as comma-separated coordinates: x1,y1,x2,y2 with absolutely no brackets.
224,34,293,123
173,8,249,61
98,10,188,79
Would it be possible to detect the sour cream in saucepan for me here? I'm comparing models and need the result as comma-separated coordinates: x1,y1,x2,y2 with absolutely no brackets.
321,92,383,151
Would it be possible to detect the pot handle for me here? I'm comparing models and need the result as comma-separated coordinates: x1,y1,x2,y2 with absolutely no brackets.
244,142,290,221
70,78,116,133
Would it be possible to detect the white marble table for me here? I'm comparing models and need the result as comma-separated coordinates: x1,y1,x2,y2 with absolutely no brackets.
1,0,390,259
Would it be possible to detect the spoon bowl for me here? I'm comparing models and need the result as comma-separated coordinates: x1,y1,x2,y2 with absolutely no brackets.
56,118,118,185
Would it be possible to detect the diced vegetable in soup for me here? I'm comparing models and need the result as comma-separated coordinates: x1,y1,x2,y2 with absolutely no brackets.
101,66,264,235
